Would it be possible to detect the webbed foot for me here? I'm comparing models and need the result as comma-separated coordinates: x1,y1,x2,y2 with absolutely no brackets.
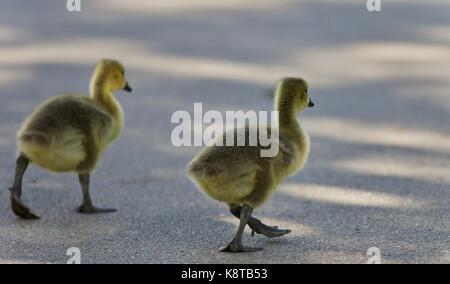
249,220,291,238
220,204,264,253
77,174,117,214
230,205,291,238
77,204,117,214
9,189,40,219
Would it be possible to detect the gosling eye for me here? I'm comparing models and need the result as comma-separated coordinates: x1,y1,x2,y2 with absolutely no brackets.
115,71,124,80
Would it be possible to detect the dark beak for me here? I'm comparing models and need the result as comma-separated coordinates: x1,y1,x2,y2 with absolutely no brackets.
308,98,315,108
123,82,132,92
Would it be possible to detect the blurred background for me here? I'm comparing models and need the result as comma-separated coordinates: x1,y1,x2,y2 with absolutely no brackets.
0,0,449,263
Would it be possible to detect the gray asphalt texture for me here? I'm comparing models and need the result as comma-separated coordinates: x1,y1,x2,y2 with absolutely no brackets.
0,0,449,264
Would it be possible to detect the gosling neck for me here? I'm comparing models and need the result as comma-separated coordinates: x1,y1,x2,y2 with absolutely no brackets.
275,98,309,154
90,78,121,119
275,97,301,132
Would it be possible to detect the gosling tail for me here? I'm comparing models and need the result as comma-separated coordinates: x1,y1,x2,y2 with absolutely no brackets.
19,131,50,145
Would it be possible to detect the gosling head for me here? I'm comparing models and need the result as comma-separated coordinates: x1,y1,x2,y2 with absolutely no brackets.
93,59,132,93
275,77,314,112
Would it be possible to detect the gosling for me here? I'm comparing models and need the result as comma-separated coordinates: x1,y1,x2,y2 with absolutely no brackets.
188,78,314,252
9,59,132,219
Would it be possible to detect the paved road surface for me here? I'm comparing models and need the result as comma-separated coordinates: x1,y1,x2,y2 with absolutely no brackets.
0,0,449,263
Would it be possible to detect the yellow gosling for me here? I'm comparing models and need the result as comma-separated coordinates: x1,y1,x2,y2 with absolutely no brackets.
188,77,314,252
9,59,132,219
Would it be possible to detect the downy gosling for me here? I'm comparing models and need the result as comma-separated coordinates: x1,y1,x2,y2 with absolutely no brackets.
9,59,132,219
188,78,314,252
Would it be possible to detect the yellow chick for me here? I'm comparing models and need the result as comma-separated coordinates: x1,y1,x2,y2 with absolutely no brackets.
188,78,314,252
9,59,132,219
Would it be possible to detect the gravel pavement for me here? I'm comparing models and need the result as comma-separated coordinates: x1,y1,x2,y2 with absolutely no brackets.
0,0,449,263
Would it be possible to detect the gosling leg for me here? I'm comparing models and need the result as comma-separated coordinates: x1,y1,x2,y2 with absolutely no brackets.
9,155,40,219
220,204,263,253
230,205,291,238
77,174,116,214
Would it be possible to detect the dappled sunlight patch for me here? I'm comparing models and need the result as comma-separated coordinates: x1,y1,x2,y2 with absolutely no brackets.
218,215,317,238
420,25,450,43
289,42,450,87
98,0,450,16
304,117,450,153
0,38,145,66
349,42,450,63
0,38,295,86
3,37,448,91
124,52,296,85
280,183,423,208
97,0,295,15
333,157,450,183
